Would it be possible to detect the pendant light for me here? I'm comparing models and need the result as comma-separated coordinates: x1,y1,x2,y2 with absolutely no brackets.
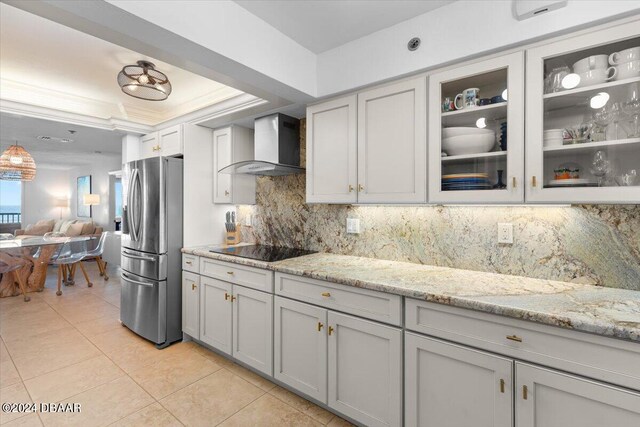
117,60,172,101
0,142,37,181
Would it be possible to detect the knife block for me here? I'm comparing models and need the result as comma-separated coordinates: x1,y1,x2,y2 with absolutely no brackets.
226,225,241,245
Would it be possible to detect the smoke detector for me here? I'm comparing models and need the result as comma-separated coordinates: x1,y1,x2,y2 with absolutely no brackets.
407,37,421,51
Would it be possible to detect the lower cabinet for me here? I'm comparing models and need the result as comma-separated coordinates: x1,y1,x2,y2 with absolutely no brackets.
181,271,200,339
328,311,403,427
404,332,513,427
200,276,273,376
516,362,640,427
274,297,403,427
274,297,328,402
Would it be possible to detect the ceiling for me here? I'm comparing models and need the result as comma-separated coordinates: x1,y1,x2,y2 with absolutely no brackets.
0,3,244,126
234,0,455,53
0,113,122,169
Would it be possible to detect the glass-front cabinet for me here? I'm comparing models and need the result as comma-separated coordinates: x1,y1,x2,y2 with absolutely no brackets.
526,20,640,203
428,52,524,203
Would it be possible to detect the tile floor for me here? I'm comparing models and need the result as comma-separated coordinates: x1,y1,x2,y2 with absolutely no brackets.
0,262,352,427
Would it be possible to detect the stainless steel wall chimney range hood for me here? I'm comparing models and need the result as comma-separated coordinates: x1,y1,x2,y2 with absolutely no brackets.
219,113,303,176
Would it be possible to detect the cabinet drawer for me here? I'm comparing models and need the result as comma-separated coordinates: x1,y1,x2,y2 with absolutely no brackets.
275,273,402,326
182,254,199,273
200,258,274,292
406,299,640,391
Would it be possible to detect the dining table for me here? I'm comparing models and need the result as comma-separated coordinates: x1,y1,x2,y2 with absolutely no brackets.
0,235,94,298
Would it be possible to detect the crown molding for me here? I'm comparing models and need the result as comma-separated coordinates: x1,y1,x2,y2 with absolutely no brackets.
0,99,154,134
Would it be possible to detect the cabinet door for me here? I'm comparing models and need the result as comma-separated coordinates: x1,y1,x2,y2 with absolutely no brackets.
516,362,640,427
428,52,525,203
232,285,273,376
306,95,358,203
199,276,232,355
525,22,640,203
139,132,159,160
274,297,327,403
182,271,200,339
357,77,426,203
213,127,233,203
159,125,182,157
405,332,513,427
328,311,402,427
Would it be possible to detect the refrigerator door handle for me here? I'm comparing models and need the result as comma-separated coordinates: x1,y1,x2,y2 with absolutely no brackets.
122,250,156,262
121,272,155,287
129,168,141,242
127,168,137,241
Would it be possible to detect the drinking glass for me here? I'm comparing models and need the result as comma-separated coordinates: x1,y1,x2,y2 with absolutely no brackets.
622,84,640,138
590,150,611,187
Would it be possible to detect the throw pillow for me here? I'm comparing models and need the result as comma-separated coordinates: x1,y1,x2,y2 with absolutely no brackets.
53,219,65,233
65,223,84,237
24,224,53,236
80,222,96,235
60,220,77,234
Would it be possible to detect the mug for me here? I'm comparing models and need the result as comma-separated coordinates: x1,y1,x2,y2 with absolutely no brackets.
454,88,479,110
573,55,608,73
613,60,640,81
609,47,640,65
576,67,617,87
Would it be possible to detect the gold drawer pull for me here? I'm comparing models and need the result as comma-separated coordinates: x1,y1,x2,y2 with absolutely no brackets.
531,176,537,188
186,261,192,265
226,271,234,275
500,379,505,393
231,295,236,302
523,385,528,400
348,185,354,192
358,184,364,192
224,292,230,301
317,322,324,332
191,283,197,291
512,177,516,188
321,292,331,298
328,326,334,336
506,335,523,342
224,190,230,196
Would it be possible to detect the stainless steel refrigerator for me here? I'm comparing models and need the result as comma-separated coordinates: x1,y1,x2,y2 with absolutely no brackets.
121,156,183,349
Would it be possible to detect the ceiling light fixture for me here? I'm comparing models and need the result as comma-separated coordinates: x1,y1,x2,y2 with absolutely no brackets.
117,60,172,101
0,142,36,181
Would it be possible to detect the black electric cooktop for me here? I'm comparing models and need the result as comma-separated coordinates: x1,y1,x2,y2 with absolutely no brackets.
210,245,316,262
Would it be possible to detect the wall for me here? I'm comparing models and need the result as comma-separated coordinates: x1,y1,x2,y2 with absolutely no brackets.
69,155,121,230
237,121,640,291
21,166,70,227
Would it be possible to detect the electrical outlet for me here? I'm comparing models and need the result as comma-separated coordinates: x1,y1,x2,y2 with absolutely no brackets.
498,223,513,244
245,214,252,227
346,218,361,234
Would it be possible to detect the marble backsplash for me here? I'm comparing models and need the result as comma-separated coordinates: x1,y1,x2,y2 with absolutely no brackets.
237,122,640,290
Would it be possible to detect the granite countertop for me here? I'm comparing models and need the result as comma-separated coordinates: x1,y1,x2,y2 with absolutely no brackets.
182,246,640,342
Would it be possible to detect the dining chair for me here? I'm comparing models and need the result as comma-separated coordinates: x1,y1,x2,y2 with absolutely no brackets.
50,239,88,296
82,232,109,282
0,250,31,302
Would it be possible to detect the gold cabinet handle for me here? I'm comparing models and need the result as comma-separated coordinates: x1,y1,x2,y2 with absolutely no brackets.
231,295,236,302
531,176,537,188
506,334,523,342
512,177,516,189
358,184,364,192
224,190,230,196
191,283,197,291
321,292,331,298
186,261,192,265
500,379,505,393
317,322,324,332
328,326,334,336
522,385,528,400
348,185,354,192
224,292,230,301
226,271,234,275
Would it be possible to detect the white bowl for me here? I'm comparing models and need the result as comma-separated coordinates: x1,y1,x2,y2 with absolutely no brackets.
442,127,494,138
442,132,496,156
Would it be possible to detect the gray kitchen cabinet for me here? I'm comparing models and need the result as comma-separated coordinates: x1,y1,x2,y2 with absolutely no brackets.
181,271,200,339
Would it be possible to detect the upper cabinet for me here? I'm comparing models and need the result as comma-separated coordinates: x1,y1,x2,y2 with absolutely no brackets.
212,126,256,205
428,52,525,203
306,95,358,204
139,132,159,160
358,77,427,203
306,77,426,204
526,21,640,203
136,124,185,161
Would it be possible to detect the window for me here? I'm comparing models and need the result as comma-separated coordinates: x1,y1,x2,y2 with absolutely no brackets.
0,180,22,224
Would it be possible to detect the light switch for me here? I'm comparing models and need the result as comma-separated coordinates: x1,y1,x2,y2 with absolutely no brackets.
498,223,513,244
346,218,361,234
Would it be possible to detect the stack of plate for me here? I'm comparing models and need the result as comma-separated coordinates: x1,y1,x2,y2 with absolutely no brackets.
442,173,492,191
